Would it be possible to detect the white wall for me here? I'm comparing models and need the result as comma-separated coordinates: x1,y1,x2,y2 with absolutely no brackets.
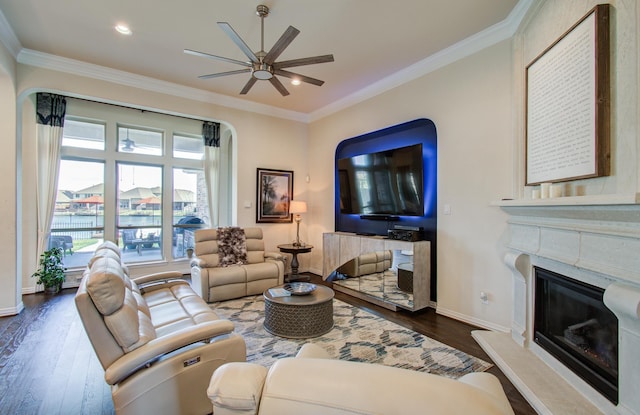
309,40,514,331
0,41,19,315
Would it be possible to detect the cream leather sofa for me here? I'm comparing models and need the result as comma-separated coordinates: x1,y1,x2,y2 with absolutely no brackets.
208,344,514,415
190,227,285,302
75,241,246,415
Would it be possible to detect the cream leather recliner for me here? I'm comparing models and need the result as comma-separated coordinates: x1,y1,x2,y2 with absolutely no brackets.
75,241,246,415
190,227,284,302
208,343,515,415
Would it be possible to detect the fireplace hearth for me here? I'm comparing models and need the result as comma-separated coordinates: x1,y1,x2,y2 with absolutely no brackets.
534,267,618,404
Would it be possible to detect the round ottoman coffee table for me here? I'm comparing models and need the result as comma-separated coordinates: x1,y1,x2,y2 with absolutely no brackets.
263,284,334,339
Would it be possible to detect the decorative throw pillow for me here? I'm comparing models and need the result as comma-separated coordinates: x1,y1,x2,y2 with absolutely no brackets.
217,227,248,267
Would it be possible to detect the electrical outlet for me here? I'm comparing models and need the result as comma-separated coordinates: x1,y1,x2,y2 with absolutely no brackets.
480,291,489,305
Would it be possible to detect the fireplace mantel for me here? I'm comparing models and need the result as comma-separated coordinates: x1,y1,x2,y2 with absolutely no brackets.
492,192,640,208
475,198,640,414
496,200,640,287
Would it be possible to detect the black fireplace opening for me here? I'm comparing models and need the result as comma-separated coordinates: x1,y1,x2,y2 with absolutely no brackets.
534,267,618,404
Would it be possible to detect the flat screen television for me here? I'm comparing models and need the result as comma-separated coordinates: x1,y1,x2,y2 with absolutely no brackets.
337,143,424,217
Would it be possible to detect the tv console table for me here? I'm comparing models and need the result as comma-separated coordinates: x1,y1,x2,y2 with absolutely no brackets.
322,232,431,311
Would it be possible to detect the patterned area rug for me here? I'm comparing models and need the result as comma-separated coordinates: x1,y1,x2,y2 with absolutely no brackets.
212,295,492,379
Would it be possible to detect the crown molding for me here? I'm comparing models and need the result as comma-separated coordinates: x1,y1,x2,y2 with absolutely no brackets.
5,0,534,124
309,0,535,122
0,8,21,57
16,49,310,123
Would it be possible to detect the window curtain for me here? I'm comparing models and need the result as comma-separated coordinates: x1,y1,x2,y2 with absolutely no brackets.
35,93,67,261
203,122,221,227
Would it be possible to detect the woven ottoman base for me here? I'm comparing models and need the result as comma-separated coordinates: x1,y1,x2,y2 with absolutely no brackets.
263,285,334,339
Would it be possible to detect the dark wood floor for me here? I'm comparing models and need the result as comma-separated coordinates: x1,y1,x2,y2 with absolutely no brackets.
0,275,536,414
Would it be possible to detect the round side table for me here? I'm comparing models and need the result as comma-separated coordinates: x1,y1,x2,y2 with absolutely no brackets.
277,244,313,282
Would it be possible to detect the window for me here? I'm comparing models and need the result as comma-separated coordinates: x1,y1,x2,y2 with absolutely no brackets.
172,167,206,258
51,98,227,270
118,126,163,156
52,158,105,259
117,163,163,261
62,118,105,150
173,133,204,160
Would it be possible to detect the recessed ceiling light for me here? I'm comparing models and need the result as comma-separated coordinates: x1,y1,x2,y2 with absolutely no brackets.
291,79,301,86
115,24,132,36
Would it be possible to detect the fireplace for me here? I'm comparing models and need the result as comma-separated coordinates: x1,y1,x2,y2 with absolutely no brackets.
482,202,640,414
534,267,618,404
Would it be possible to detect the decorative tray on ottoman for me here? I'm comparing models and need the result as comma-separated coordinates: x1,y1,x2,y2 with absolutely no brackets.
283,282,316,295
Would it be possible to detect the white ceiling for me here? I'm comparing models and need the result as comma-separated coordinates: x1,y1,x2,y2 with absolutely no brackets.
0,0,521,116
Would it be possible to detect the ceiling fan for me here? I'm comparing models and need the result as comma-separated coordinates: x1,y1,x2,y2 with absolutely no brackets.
121,128,135,152
184,4,334,96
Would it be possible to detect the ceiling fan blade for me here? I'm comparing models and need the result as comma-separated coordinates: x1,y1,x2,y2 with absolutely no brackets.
263,26,300,65
240,77,258,95
217,22,259,63
274,69,325,87
269,77,290,96
199,68,251,80
273,54,334,69
184,49,251,67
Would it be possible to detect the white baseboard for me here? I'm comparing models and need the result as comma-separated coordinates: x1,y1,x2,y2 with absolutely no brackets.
0,301,24,317
22,286,36,295
62,281,80,289
436,306,510,333
308,269,506,331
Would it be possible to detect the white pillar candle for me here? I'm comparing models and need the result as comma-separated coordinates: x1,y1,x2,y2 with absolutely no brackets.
532,189,541,199
540,183,551,199
550,184,563,198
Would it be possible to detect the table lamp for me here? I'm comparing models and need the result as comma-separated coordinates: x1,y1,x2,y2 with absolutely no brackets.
289,200,307,246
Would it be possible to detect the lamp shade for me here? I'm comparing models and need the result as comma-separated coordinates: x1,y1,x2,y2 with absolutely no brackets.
289,200,307,214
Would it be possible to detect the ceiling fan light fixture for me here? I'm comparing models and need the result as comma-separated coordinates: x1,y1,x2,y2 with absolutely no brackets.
252,62,273,80
253,70,272,80
252,62,273,81
121,138,135,152
121,128,135,152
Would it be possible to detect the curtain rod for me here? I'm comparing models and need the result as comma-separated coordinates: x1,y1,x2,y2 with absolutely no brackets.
68,96,220,125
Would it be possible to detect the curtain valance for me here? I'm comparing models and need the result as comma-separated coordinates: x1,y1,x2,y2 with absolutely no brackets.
203,122,220,147
36,93,67,127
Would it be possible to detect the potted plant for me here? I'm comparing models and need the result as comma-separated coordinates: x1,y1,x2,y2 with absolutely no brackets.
32,247,67,294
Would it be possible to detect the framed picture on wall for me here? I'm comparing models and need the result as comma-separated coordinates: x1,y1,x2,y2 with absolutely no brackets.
525,4,610,184
256,168,293,223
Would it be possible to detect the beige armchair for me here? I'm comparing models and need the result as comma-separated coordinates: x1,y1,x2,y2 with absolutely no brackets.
75,241,246,415
190,227,285,302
